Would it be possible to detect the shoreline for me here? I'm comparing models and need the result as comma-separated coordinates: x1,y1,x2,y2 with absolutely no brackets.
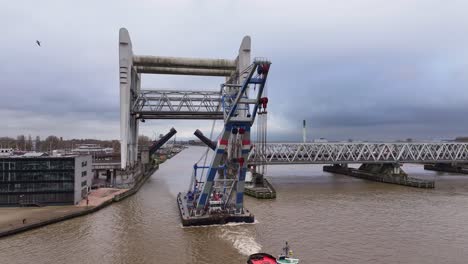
0,164,156,239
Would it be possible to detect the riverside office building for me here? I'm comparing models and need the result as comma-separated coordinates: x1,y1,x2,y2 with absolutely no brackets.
0,156,92,206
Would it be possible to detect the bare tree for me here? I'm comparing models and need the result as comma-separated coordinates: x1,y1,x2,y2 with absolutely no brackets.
111,140,121,153
0,137,16,148
25,135,33,151
43,135,60,152
17,135,26,150
138,135,152,147
35,136,41,151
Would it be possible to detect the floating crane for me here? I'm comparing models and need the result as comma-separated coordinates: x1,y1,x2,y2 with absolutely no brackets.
119,28,271,225
177,59,271,226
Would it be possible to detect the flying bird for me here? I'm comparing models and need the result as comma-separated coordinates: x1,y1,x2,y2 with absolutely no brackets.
36,40,41,47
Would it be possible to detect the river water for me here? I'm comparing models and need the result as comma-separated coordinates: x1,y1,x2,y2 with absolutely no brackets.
2,146,468,264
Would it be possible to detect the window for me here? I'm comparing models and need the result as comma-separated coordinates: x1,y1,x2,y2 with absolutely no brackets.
81,180,87,187
81,161,87,167
81,171,87,177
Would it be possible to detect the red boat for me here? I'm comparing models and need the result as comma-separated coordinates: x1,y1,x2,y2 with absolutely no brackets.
247,253,277,264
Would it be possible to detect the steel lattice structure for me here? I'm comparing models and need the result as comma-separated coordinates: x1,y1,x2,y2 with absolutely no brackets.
132,90,223,120
248,142,468,165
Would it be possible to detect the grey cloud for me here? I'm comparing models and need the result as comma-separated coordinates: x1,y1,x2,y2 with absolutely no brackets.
1,0,468,141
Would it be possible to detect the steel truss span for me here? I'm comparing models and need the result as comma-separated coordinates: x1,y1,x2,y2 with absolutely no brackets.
248,142,468,165
132,90,223,120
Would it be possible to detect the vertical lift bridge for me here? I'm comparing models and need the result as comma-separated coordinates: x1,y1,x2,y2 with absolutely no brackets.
119,28,271,225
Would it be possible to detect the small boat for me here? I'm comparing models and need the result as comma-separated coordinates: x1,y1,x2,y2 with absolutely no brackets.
276,242,299,264
247,242,299,264
247,253,277,264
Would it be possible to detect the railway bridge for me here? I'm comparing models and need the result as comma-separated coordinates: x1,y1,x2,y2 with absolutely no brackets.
248,142,468,165
245,142,468,189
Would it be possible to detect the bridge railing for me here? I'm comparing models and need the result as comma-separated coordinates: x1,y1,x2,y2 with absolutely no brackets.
248,142,468,165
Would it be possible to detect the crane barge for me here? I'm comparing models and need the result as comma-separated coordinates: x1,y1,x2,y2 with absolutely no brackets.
177,59,271,226
118,28,271,226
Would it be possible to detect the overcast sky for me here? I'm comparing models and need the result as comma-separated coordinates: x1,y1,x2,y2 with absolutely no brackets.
2,0,468,142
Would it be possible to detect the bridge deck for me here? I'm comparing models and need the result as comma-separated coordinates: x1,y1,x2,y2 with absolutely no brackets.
132,90,223,120
248,142,468,165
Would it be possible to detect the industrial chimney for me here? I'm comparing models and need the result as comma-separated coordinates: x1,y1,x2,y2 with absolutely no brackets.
302,120,307,143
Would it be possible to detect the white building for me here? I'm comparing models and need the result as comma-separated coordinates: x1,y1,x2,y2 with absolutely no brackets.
22,152,49,157
74,155,93,205
313,138,328,143
0,148,13,157
72,144,113,155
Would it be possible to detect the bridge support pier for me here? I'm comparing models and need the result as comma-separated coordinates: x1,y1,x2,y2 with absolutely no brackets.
358,163,405,177
323,163,434,188
244,170,276,199
424,163,468,174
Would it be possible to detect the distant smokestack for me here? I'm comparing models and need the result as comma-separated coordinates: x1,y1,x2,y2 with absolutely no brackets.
302,120,307,143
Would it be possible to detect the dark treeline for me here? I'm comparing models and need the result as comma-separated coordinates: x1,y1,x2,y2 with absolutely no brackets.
0,135,121,153
0,135,157,153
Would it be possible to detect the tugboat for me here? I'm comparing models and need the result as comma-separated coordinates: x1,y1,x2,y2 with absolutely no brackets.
247,253,277,264
276,242,299,264
247,242,299,264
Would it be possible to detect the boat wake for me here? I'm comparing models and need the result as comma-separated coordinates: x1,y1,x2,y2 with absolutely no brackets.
179,219,261,256
218,227,262,256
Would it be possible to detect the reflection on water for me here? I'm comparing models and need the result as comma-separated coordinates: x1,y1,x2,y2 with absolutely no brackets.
2,146,468,264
